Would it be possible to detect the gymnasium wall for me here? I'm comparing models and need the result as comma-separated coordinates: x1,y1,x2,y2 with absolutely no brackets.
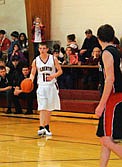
0,0,27,38
0,0,122,48
51,0,122,48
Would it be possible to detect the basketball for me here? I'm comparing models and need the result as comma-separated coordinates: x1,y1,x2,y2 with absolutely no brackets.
20,78,34,93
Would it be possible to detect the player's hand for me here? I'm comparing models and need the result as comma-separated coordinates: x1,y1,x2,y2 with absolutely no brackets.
14,89,22,96
46,75,54,81
95,104,105,118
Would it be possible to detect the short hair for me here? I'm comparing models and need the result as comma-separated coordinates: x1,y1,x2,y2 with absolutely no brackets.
67,34,76,41
97,24,115,42
85,29,92,34
11,31,19,38
22,64,29,69
0,30,6,35
38,42,48,48
11,55,19,61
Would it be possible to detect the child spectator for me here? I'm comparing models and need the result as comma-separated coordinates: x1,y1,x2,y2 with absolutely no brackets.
64,46,78,65
58,47,78,89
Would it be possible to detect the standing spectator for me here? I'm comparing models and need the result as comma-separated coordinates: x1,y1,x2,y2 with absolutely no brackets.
18,33,29,63
30,42,62,136
31,16,45,58
0,66,12,114
8,31,19,62
95,24,122,167
79,29,101,63
0,30,11,62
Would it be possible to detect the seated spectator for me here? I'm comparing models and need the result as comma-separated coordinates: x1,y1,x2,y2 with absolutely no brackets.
67,34,79,53
0,66,12,114
53,43,64,62
53,49,64,64
53,44,65,64
8,31,19,62
13,64,34,114
0,58,10,73
58,47,78,89
0,30,11,62
79,29,101,63
7,55,22,82
18,33,29,63
81,47,101,90
10,43,27,64
63,46,78,65
85,47,101,65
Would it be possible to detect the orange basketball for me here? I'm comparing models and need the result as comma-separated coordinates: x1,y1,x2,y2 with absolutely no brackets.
20,78,34,93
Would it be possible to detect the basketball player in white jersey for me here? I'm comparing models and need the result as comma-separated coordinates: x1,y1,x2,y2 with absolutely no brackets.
30,42,62,136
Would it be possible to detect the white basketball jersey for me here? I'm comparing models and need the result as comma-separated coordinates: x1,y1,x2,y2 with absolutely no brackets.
36,54,57,85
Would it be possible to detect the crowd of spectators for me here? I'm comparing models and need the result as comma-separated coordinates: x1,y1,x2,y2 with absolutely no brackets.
0,26,121,114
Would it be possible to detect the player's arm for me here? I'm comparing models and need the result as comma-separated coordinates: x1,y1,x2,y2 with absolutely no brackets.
46,57,63,81
95,50,114,117
0,86,12,92
54,56,63,78
30,59,37,82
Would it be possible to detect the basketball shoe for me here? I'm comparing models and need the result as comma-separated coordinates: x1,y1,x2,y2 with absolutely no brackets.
44,125,52,136
38,127,46,136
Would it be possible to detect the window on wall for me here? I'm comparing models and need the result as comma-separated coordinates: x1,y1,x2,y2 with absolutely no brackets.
0,0,5,5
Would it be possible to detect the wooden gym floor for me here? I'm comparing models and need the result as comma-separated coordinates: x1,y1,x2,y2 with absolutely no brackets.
0,112,122,167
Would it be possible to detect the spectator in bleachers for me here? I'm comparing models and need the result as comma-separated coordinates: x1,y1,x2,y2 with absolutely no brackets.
58,47,78,89
8,31,19,62
13,64,34,114
0,58,10,74
0,30,11,62
85,47,101,65
67,34,79,53
10,43,27,64
63,46,78,65
18,33,29,63
7,55,22,84
0,66,12,114
31,16,45,58
81,47,101,90
53,44,65,64
79,29,101,63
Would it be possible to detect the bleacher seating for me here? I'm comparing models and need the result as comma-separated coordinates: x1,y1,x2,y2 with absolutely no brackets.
0,89,100,114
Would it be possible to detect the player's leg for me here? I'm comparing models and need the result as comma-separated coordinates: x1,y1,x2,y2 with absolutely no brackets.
100,144,111,167
101,136,122,158
44,111,52,136
38,110,46,136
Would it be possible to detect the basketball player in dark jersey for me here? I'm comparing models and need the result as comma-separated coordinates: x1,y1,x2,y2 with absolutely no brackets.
95,24,122,167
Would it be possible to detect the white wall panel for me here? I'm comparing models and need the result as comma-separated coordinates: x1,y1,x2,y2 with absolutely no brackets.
51,0,122,48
